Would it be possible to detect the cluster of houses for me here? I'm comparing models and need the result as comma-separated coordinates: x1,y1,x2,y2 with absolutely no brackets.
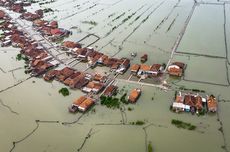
44,67,112,95
0,0,31,13
1,2,191,114
172,91,217,114
73,47,131,73
32,19,71,42
69,95,96,112
130,61,186,79
0,10,59,76
130,63,164,78
1,0,71,42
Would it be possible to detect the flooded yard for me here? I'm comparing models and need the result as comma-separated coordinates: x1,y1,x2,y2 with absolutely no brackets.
1,0,230,152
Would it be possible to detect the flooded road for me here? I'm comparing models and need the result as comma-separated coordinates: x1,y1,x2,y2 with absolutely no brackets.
1,0,230,152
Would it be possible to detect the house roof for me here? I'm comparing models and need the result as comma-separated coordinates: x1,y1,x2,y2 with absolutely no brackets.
50,28,63,36
49,21,58,28
62,41,78,48
167,66,183,76
103,85,118,96
141,54,148,61
130,64,140,72
33,19,47,27
139,64,151,71
176,95,183,103
171,62,185,69
128,88,141,103
150,64,161,71
94,74,107,82
73,96,87,106
122,58,130,67
79,98,94,110
0,10,5,19
207,95,217,110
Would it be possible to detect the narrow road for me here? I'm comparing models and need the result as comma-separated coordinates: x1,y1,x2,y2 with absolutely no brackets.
164,2,197,72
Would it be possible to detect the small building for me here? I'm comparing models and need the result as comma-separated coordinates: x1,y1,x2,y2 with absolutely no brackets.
141,54,148,63
103,85,118,97
49,21,58,29
69,96,87,113
167,62,186,77
56,67,75,82
62,41,81,49
94,74,107,83
172,102,190,112
116,58,130,74
43,70,58,81
149,64,162,77
128,88,141,103
130,64,140,75
69,96,96,112
82,82,104,94
78,97,95,112
207,95,217,112
137,64,151,77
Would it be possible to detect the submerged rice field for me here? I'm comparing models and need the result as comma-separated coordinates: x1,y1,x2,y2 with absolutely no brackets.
1,0,230,152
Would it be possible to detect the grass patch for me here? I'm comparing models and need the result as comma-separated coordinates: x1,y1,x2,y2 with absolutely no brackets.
171,119,196,130
43,8,54,13
130,120,145,125
81,21,98,26
148,142,153,152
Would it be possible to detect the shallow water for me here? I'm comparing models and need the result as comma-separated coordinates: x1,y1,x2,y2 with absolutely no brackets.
1,0,230,152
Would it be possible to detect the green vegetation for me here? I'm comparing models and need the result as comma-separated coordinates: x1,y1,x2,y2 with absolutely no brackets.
120,93,128,104
171,119,196,130
130,120,145,126
43,8,54,13
198,109,206,116
112,12,125,22
178,87,205,93
59,88,70,96
128,107,133,111
81,21,98,26
100,95,120,109
108,13,115,18
39,0,56,5
148,142,153,152
16,54,29,62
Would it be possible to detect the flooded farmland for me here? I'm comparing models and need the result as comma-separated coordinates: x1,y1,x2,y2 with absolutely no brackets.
1,0,230,152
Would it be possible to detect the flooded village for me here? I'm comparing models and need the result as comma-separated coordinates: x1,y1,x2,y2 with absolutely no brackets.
0,0,230,152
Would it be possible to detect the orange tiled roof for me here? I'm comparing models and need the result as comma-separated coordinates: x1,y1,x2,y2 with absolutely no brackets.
130,64,140,72
73,96,87,106
140,64,151,71
129,88,141,103
207,96,217,111
79,98,94,110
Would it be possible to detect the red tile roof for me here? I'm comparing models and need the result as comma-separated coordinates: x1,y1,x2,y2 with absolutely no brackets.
49,21,58,28
128,88,141,103
50,28,63,36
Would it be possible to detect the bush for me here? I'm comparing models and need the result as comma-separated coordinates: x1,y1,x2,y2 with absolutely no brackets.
59,88,70,96
120,93,128,104
171,119,196,131
148,142,153,152
100,95,120,109
135,120,145,125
